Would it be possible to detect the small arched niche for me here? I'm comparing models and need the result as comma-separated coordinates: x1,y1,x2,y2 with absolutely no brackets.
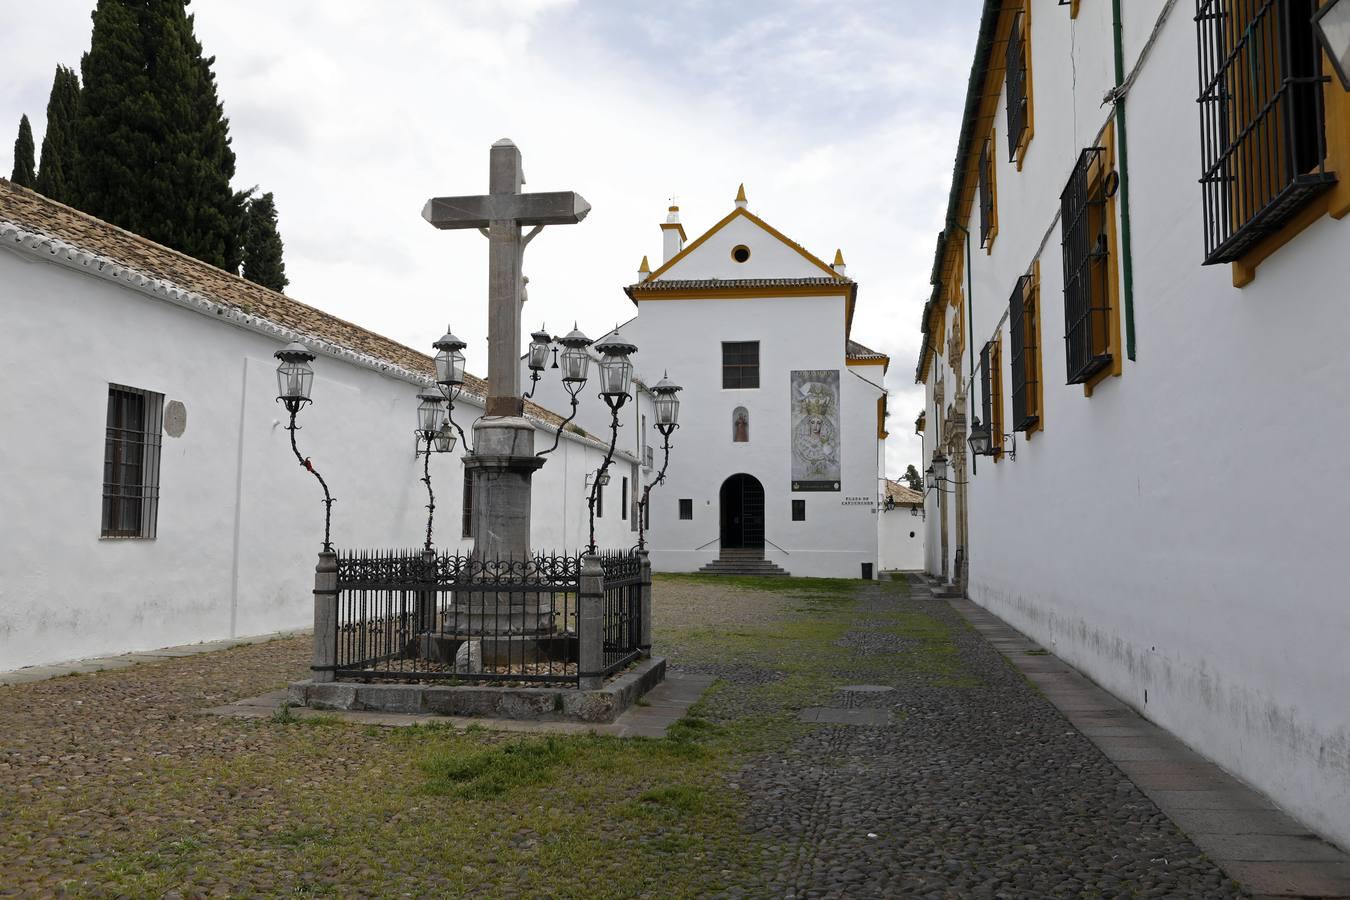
732,406,750,443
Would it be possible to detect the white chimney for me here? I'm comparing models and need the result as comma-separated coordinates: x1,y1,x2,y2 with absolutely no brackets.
735,183,748,210
660,204,685,262
637,255,651,283
832,248,847,278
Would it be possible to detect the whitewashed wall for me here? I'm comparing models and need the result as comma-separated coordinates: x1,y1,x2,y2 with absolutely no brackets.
0,245,638,670
879,506,924,572
633,293,882,579
947,0,1350,850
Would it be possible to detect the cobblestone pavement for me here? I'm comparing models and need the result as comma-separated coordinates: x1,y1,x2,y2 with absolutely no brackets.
659,577,1245,898
0,575,1248,897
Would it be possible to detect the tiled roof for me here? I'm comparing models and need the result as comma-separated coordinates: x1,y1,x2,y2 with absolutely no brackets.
885,480,924,506
629,276,853,292
0,179,572,429
846,339,888,361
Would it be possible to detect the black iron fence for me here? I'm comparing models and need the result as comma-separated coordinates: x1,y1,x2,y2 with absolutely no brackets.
312,548,649,687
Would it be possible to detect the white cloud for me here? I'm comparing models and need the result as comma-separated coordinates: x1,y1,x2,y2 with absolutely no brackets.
0,0,982,480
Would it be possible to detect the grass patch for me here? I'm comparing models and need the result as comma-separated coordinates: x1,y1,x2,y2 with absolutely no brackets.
421,736,576,799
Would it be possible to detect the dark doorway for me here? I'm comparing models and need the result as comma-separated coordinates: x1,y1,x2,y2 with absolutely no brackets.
720,473,765,549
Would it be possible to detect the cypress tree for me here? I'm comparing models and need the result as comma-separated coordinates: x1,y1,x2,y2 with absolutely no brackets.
242,192,288,292
11,115,36,187
76,0,154,234
36,65,82,204
77,0,240,270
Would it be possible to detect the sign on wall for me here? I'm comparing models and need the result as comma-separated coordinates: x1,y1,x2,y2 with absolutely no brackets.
790,369,841,491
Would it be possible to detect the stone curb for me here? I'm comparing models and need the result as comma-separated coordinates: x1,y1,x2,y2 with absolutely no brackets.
0,630,310,686
948,596,1350,899
289,657,667,724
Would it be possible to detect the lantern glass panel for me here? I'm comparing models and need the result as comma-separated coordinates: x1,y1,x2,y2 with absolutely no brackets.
527,338,550,371
599,356,632,397
418,397,445,434
434,425,455,454
561,346,590,383
435,347,465,386
655,393,680,426
276,360,314,401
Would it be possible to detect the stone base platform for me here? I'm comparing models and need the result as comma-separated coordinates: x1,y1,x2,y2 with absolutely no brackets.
287,657,665,724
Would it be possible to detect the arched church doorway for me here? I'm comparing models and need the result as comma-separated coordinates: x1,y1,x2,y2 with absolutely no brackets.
720,473,765,550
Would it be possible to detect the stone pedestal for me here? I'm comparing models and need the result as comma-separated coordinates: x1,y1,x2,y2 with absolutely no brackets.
464,416,545,560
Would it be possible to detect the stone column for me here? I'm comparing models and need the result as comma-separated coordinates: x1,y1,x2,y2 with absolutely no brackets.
465,417,546,560
312,551,338,684
577,554,604,690
637,549,652,659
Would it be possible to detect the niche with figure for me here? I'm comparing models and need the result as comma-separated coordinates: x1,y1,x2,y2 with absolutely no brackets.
732,406,750,442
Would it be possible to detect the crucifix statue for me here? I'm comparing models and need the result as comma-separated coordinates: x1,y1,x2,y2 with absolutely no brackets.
421,139,590,560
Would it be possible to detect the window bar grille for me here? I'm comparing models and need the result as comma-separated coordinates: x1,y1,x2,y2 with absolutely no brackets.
1008,275,1038,431
1006,11,1029,161
101,386,162,539
980,341,993,433
979,138,995,248
1060,146,1112,384
1194,0,1335,265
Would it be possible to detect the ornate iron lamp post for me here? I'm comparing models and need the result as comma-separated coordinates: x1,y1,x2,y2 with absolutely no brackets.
274,342,335,552
537,325,592,458
523,327,551,399
415,386,450,550
586,334,637,554
637,373,682,550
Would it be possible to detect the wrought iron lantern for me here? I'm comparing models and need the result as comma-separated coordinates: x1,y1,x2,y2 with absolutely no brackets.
587,470,611,488
433,421,456,454
595,334,637,400
557,325,593,384
1315,0,1350,91
931,454,949,486
527,327,552,372
417,386,447,436
432,326,467,391
275,342,315,413
967,417,993,457
651,372,682,429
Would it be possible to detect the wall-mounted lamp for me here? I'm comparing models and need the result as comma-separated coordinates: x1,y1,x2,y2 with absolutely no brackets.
967,416,1017,462
1314,0,1350,90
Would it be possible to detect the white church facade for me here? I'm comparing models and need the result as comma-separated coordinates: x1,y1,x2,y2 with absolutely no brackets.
624,190,889,579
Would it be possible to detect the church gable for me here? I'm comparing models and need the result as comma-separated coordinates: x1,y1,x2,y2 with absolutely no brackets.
651,206,842,283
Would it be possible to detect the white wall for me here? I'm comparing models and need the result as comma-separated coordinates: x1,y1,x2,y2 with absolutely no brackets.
943,0,1350,850
0,244,640,670
633,293,881,579
879,506,924,572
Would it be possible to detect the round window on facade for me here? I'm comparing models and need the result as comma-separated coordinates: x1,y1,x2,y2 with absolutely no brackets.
731,245,751,263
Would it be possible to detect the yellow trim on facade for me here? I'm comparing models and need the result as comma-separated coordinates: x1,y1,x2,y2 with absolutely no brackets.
643,206,845,283
639,255,651,274
736,183,747,204
1014,0,1035,172
1068,0,1081,18
631,284,851,302
660,222,688,241
876,395,889,440
991,333,1005,461
1231,20,1350,287
1083,122,1123,398
1025,260,1044,438
847,356,891,375
984,127,1000,254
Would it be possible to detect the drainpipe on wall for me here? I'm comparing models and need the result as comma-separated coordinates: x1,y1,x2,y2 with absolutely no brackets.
1111,0,1138,360
946,221,977,477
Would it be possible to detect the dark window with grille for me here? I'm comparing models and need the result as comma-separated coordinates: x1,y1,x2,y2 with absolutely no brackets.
1061,146,1114,384
1006,11,1030,160
979,137,996,248
1008,275,1041,431
461,471,474,538
101,385,163,538
979,341,995,440
678,499,693,520
1195,0,1334,264
722,341,760,389
791,499,806,521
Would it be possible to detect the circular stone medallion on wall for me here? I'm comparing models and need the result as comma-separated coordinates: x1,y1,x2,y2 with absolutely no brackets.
164,400,187,438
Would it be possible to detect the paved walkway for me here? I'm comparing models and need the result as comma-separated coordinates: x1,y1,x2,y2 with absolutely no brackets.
945,587,1350,899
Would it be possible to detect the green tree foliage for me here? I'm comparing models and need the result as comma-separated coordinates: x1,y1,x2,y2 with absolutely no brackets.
77,0,240,270
242,191,288,292
903,464,923,492
11,115,36,187
36,65,82,204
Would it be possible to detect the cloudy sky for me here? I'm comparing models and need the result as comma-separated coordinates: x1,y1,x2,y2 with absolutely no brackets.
1,0,980,479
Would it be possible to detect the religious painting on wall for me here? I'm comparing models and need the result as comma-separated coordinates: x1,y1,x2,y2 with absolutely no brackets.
790,370,841,491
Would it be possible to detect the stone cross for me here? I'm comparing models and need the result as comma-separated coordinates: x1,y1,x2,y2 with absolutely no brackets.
422,139,590,417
